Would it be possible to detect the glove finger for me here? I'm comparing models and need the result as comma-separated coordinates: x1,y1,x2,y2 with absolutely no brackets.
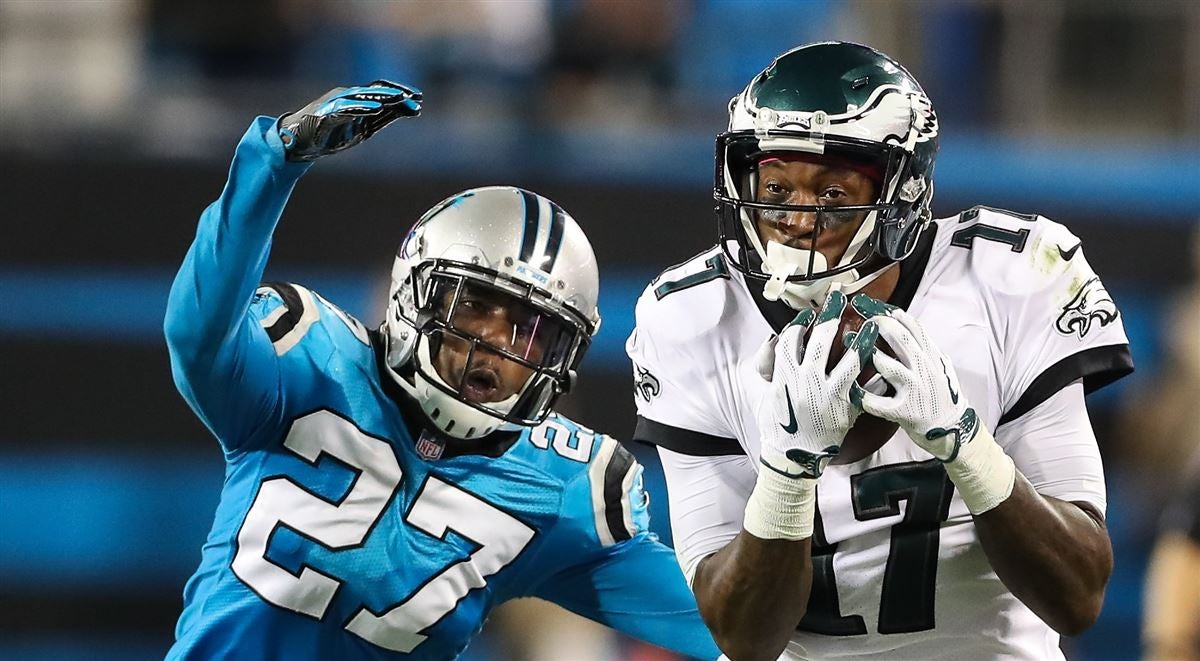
363,88,422,111
830,319,880,395
872,315,921,370
888,309,959,387
849,293,897,320
339,84,411,101
318,97,386,117
849,382,894,416
399,97,422,115
777,322,809,366
330,85,419,120
803,290,847,370
753,333,780,382
364,96,423,134
368,80,423,101
784,307,817,334
889,307,936,349
871,349,912,386
776,308,816,363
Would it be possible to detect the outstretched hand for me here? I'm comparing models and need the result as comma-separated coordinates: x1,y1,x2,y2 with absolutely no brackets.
278,80,422,162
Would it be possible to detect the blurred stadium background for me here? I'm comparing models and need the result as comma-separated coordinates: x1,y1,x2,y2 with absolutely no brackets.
2,0,1198,659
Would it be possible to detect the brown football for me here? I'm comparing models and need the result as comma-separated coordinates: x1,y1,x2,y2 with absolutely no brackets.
804,300,900,465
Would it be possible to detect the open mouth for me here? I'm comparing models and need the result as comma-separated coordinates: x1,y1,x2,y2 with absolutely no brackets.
460,366,502,403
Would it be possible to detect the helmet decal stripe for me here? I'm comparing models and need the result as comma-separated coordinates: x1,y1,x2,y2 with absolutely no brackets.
517,188,539,263
540,205,566,272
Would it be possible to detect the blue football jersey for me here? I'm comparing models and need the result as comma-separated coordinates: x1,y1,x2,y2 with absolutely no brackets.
163,118,720,661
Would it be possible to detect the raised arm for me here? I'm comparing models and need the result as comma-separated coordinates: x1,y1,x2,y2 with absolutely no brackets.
164,82,420,446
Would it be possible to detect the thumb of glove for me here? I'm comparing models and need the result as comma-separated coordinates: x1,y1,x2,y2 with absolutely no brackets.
754,334,779,382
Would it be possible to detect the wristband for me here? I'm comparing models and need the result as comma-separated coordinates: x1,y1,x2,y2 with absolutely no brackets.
743,465,817,540
943,423,1016,515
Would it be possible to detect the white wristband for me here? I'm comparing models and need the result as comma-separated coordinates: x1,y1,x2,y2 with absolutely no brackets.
943,423,1016,515
743,466,817,540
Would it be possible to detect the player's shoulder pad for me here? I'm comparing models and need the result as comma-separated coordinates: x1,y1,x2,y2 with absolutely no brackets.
525,413,649,545
585,433,649,547
251,282,371,356
635,246,734,344
934,206,1100,299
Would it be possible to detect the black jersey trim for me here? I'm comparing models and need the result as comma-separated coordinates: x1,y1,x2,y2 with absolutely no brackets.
888,223,937,310
998,344,1135,427
633,416,745,457
602,444,637,543
261,282,305,342
746,277,796,334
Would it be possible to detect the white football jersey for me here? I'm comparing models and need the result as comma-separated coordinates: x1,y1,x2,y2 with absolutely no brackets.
626,207,1132,660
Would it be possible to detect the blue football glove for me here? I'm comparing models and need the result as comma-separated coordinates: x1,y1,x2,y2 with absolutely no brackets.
278,80,422,162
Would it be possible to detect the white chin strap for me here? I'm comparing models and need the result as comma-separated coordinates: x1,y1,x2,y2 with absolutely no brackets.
759,213,887,310
728,156,886,311
386,332,521,440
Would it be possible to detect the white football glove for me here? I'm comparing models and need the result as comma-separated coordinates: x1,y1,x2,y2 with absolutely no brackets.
756,290,878,479
847,308,973,460
850,308,1015,514
744,291,878,541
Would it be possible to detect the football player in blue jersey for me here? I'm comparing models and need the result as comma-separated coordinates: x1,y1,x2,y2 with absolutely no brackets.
163,81,723,660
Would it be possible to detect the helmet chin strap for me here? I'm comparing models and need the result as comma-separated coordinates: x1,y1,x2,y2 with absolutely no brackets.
726,147,891,310
383,327,521,440
760,210,887,310
414,337,522,417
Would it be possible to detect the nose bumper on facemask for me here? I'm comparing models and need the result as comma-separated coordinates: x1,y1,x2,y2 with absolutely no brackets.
762,240,828,302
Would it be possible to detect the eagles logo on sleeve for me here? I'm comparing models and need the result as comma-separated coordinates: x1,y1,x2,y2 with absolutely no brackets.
1056,276,1119,339
633,364,662,402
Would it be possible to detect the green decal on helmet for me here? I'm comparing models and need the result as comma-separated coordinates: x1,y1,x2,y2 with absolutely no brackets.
716,42,940,310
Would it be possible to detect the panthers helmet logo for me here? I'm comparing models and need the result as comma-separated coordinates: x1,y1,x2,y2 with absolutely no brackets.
633,364,661,402
1056,277,1118,338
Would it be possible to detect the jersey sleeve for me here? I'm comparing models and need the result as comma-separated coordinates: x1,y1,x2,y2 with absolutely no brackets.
656,448,757,585
531,436,723,659
959,209,1134,425
626,260,744,457
533,535,723,660
994,381,1107,515
584,436,652,546
163,116,312,453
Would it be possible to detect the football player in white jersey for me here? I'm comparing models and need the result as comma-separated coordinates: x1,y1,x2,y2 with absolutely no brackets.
626,42,1133,660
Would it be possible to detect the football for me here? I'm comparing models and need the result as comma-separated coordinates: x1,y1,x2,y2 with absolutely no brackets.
804,300,901,465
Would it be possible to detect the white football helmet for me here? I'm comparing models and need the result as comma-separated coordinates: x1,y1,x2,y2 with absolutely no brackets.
384,186,601,440
716,41,940,310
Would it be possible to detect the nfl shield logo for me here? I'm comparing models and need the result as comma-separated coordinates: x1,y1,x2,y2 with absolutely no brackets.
415,432,445,460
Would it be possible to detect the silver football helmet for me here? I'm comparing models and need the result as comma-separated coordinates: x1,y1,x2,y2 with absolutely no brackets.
384,186,601,440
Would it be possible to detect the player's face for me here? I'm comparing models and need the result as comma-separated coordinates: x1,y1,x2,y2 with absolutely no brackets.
431,285,549,405
754,159,879,265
